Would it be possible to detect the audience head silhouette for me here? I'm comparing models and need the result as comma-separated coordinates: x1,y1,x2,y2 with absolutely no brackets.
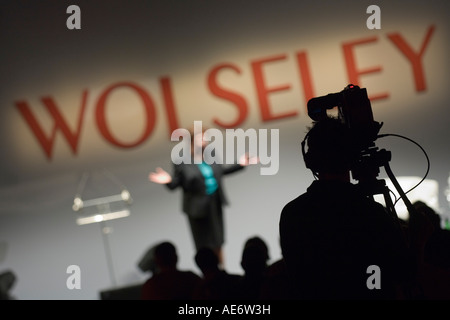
195,246,220,274
153,241,178,271
240,236,269,275
141,240,202,300
412,200,441,230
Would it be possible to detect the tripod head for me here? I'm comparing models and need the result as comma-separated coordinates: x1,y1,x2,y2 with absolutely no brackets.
352,145,393,202
351,144,391,187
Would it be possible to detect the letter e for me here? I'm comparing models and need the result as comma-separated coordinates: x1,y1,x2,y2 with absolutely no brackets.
366,5,381,30
66,265,81,289
366,265,381,289
66,5,81,30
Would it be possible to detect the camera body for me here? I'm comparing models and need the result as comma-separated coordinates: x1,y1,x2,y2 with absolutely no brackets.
307,84,382,150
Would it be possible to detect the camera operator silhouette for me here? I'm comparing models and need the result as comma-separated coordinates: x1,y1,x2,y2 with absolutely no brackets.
279,116,415,299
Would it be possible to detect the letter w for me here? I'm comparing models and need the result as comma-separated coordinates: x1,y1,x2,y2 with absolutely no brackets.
15,90,88,160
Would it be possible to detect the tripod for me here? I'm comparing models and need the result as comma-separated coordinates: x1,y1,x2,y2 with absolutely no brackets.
353,145,425,299
352,145,418,225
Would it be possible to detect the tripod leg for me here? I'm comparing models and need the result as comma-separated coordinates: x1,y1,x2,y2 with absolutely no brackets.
382,186,398,220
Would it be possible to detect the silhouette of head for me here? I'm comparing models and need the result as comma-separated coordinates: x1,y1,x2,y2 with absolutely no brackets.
413,200,441,229
154,241,178,270
0,270,16,296
302,117,355,175
195,247,220,274
241,236,269,274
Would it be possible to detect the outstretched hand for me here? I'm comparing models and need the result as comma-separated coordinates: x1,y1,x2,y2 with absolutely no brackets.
238,153,259,166
149,167,172,184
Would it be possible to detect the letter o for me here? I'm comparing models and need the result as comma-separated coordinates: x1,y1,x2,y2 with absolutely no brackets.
96,82,156,148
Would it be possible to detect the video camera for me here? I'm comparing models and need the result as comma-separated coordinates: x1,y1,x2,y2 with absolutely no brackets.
307,84,383,151
306,84,389,182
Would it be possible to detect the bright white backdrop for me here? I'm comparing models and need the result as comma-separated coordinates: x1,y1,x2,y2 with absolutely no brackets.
0,0,449,299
